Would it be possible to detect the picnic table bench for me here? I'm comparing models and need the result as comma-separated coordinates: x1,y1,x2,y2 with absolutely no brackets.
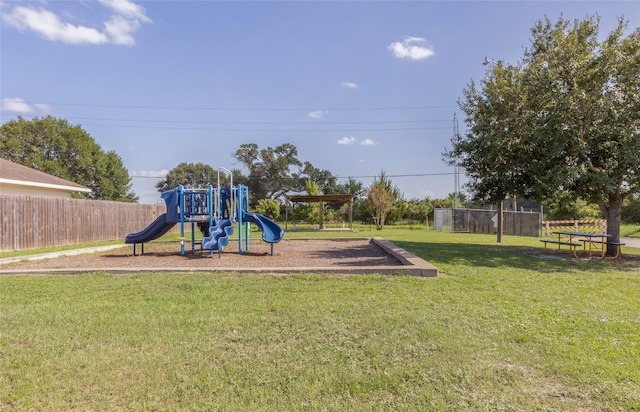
540,238,582,256
541,231,623,259
578,239,625,259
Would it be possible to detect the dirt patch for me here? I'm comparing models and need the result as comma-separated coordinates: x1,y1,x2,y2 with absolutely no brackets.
0,238,438,276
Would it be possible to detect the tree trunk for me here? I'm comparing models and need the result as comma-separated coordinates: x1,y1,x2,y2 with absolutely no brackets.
599,193,624,257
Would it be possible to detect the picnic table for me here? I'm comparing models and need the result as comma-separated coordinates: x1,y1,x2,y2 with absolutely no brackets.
541,231,623,259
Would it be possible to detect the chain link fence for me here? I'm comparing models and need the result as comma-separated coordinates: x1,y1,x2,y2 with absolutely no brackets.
434,208,542,237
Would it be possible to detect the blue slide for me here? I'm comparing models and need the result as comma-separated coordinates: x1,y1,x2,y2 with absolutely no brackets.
201,218,234,251
125,213,176,244
242,211,284,244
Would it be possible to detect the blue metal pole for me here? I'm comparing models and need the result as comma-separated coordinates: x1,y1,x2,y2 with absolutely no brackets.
179,185,185,256
208,184,213,227
191,191,196,254
245,185,250,252
237,184,243,254
208,184,214,255
191,221,195,254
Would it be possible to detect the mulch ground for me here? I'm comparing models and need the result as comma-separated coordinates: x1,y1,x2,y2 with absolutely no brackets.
1,238,403,271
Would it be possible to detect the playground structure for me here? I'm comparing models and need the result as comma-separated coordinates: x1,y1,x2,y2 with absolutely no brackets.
125,170,284,256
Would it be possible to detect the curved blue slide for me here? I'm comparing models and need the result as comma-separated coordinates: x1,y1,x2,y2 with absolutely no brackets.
242,211,284,243
201,218,234,251
125,213,176,244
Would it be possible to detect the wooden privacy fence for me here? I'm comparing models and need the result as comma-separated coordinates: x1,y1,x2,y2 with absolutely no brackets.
1,194,176,252
542,219,607,237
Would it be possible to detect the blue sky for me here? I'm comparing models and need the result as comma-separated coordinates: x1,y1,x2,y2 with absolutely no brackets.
2,1,638,204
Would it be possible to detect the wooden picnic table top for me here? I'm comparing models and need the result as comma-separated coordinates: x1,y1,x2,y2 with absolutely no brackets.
552,231,611,238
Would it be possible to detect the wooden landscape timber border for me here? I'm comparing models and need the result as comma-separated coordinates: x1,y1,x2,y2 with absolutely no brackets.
1,194,178,252
542,219,607,237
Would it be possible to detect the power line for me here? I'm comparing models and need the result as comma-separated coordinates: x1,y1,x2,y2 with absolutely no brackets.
0,115,450,132
130,172,455,180
75,124,451,132
16,101,457,112
0,115,451,126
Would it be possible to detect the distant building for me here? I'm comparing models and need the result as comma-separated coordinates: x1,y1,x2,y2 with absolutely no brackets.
0,158,92,198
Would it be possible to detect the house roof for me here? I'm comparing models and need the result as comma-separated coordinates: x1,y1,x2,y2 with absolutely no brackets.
0,158,92,193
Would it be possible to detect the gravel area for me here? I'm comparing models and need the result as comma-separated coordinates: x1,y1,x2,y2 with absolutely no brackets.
0,238,406,273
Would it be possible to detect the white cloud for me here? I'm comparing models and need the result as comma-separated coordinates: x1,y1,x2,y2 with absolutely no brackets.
341,82,358,89
307,110,327,120
1,97,51,114
137,169,169,178
33,103,53,112
337,137,357,145
1,98,34,113
1,0,151,46
101,0,151,45
2,6,108,44
99,0,151,23
388,36,435,60
337,137,376,146
104,14,140,46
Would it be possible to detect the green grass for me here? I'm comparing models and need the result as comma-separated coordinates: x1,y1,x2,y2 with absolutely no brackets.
0,239,123,259
1,229,639,410
622,223,640,238
2,222,637,260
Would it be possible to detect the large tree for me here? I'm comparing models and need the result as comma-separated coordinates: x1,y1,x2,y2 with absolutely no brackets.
234,142,336,204
299,161,337,194
233,143,340,203
1,116,138,202
234,143,302,202
447,15,640,254
156,162,245,193
157,162,215,192
327,177,366,199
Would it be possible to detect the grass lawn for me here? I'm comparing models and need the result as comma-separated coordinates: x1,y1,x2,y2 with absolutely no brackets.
1,229,639,410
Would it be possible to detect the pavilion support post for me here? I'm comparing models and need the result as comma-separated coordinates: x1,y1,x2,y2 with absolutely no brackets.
285,199,288,230
293,203,296,229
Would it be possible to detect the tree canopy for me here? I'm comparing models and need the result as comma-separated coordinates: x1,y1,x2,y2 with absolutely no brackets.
156,162,240,193
233,143,337,204
446,15,639,251
0,116,138,202
363,170,403,230
325,177,366,199
233,143,303,202
299,161,338,194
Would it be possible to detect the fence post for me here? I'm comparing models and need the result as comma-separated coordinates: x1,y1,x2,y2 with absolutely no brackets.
497,202,503,243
